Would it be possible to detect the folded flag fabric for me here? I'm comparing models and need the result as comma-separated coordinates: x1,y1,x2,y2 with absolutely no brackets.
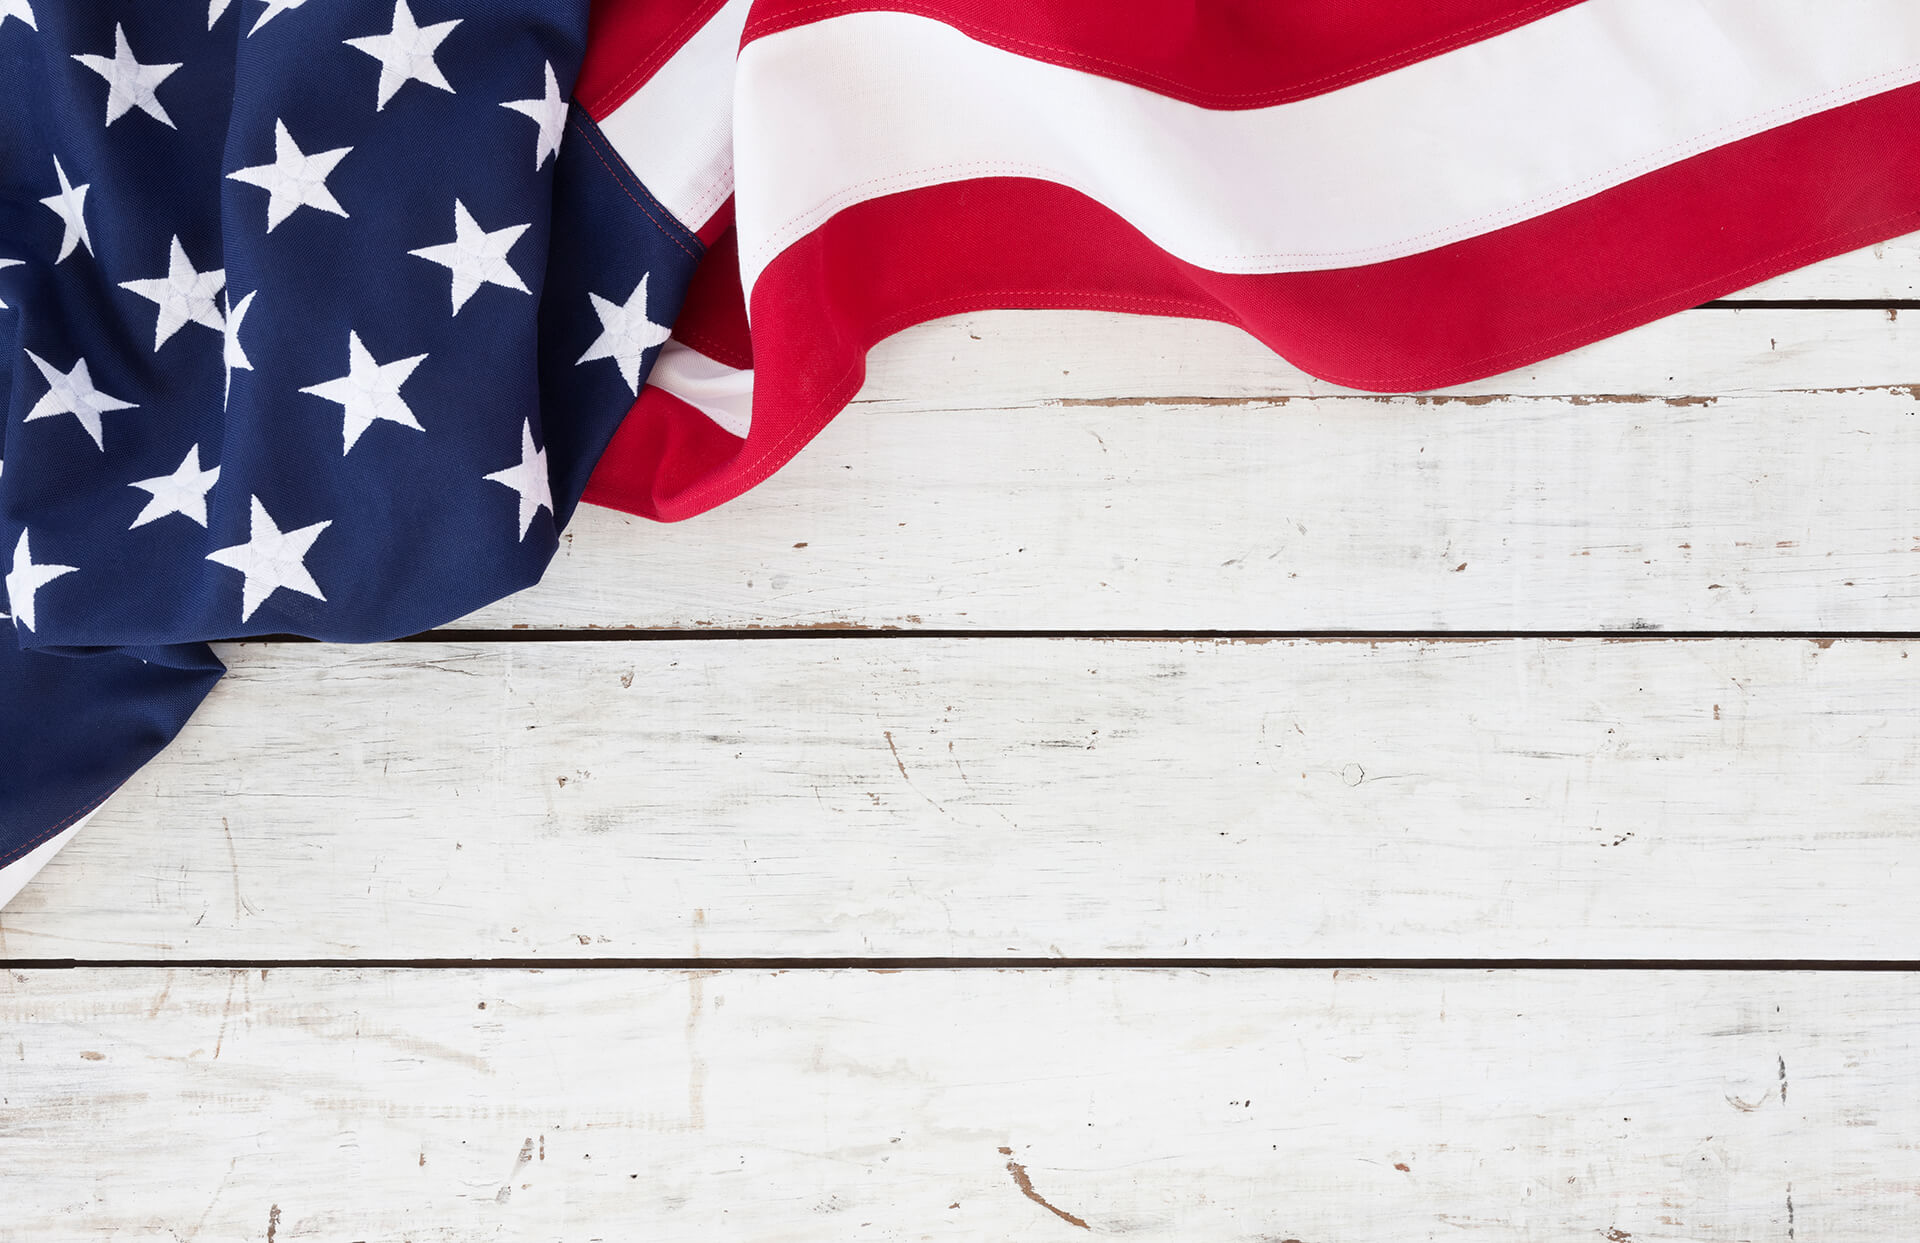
8,0,1920,906
581,0,1920,521
0,0,698,903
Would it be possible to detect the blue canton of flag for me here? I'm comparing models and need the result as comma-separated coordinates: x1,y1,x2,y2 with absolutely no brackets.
0,1,701,884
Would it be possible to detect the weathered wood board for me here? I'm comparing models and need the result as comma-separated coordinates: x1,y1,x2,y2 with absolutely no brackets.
464,309,1920,633
1734,231,1920,298
9,637,1920,962
7,224,1920,1243
0,967,1901,1242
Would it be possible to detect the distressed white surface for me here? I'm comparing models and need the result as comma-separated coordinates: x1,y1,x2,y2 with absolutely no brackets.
466,308,1920,632
8,637,1920,961
8,227,1920,1242
0,967,1900,1242
1735,230,1920,297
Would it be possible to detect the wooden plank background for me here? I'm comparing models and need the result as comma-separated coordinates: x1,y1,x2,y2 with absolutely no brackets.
6,241,1920,1238
4,968,1910,1241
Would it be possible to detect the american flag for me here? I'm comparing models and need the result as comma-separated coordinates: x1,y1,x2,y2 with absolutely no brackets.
7,0,1920,904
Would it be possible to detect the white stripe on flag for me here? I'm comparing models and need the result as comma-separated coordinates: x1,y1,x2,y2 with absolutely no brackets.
649,340,754,439
598,0,752,232
733,0,1920,292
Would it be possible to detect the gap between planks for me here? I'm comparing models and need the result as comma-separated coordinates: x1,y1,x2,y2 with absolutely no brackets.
261,630,1920,642
11,957,1920,971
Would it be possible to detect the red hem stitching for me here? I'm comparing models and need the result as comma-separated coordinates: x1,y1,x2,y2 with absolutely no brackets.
566,115,700,261
0,790,111,872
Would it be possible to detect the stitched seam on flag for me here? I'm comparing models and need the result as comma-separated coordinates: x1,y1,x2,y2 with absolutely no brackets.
568,116,702,260
674,289,1215,515
0,791,111,872
1307,205,1920,390
583,0,732,119
742,0,1581,110
745,64,1920,278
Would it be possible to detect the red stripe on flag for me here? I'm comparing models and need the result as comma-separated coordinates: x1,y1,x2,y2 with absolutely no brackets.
674,226,753,368
579,0,731,119
740,0,1587,109
585,80,1920,522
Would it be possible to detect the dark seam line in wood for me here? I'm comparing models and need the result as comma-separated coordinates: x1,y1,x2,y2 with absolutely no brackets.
1697,298,1920,309
229,629,1920,644
10,958,1920,971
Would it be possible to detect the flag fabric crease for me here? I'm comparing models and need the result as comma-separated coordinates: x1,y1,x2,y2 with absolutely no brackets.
8,0,1920,904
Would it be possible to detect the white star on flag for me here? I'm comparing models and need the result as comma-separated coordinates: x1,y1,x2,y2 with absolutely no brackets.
206,495,331,622
577,272,672,395
5,532,76,634
227,120,352,231
502,60,567,170
225,289,256,407
249,0,310,35
129,445,221,530
1,0,35,31
345,0,460,111
483,420,553,540
408,199,529,314
39,157,91,262
119,236,226,351
209,0,232,28
0,257,20,310
72,23,181,129
299,330,429,454
23,351,137,451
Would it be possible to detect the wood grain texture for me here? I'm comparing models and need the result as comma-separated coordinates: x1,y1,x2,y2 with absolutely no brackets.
465,309,1920,632
7,229,1920,1242
0,967,1902,1242
9,637,1920,961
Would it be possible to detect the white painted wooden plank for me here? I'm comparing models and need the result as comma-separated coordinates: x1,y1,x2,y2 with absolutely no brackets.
0,967,1900,1241
451,306,1920,633
838,307,1916,410
1733,231,1920,299
474,382,1920,633
9,637,1920,961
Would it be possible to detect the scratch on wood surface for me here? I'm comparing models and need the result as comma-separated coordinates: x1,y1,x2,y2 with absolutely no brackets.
1057,394,1292,408
496,1138,535,1203
180,1155,238,1242
1784,380,1920,398
997,1146,1089,1230
146,971,174,1019
265,1203,280,1243
1779,1055,1789,1105
686,971,711,1130
212,971,236,1059
883,730,956,820
221,818,259,919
